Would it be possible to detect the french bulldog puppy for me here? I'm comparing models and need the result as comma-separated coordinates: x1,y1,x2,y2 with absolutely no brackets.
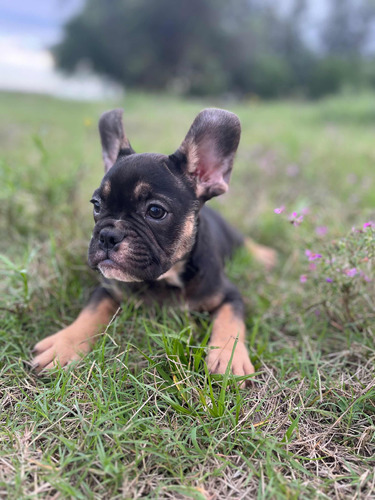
32,108,276,385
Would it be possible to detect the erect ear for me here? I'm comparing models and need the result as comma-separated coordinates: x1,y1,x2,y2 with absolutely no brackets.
172,108,241,201
98,108,135,172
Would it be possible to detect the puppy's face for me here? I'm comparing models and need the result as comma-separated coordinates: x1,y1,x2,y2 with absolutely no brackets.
88,153,198,282
88,107,241,283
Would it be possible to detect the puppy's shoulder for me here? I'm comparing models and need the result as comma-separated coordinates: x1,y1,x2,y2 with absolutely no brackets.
200,205,244,261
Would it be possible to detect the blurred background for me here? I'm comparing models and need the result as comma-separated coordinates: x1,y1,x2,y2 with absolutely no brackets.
2,5,375,496
2,0,375,261
1,0,375,100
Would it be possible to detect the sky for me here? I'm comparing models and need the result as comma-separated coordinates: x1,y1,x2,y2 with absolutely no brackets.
0,0,122,99
0,0,84,47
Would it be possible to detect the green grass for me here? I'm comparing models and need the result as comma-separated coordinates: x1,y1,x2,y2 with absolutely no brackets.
1,90,375,499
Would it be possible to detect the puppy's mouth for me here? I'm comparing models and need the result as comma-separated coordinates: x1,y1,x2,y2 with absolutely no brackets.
97,259,144,282
89,248,165,282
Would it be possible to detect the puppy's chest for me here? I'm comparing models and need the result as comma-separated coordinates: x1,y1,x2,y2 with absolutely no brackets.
156,260,186,288
102,262,187,308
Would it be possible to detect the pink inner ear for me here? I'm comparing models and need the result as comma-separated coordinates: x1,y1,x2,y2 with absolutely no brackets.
198,163,228,187
195,144,230,197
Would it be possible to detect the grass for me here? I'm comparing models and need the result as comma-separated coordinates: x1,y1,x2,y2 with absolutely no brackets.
1,90,375,499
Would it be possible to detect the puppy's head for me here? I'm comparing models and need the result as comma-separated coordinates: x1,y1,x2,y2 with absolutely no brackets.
88,108,241,282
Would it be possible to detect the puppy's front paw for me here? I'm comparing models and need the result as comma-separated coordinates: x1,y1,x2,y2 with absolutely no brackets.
206,340,254,387
32,327,92,374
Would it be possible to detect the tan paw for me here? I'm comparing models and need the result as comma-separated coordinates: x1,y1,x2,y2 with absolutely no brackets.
245,238,278,271
32,327,92,374
206,340,254,387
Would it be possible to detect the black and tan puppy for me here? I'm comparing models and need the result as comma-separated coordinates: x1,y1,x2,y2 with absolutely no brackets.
32,108,275,383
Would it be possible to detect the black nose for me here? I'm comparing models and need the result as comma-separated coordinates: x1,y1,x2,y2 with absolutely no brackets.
99,228,124,250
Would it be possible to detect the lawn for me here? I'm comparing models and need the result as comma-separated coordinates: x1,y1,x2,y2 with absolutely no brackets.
1,90,375,499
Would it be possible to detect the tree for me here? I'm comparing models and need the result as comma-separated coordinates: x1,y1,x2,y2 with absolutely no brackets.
321,0,375,57
54,0,227,93
55,0,375,98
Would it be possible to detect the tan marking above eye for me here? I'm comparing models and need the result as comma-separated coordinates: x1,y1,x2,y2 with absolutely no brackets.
134,182,152,199
102,180,111,197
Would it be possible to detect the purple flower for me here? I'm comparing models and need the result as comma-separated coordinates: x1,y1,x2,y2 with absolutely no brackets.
305,249,322,261
290,212,304,226
326,257,336,264
345,268,357,277
359,270,371,282
363,221,374,230
300,275,307,283
326,278,333,283
315,226,328,237
274,206,285,214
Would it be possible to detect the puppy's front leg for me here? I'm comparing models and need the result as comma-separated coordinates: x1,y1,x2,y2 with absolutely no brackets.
32,287,119,373
206,285,254,385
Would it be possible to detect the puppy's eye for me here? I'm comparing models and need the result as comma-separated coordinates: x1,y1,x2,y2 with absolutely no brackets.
147,204,167,220
90,199,101,213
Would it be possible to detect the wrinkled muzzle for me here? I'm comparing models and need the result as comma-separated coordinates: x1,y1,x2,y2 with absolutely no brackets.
88,221,166,282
